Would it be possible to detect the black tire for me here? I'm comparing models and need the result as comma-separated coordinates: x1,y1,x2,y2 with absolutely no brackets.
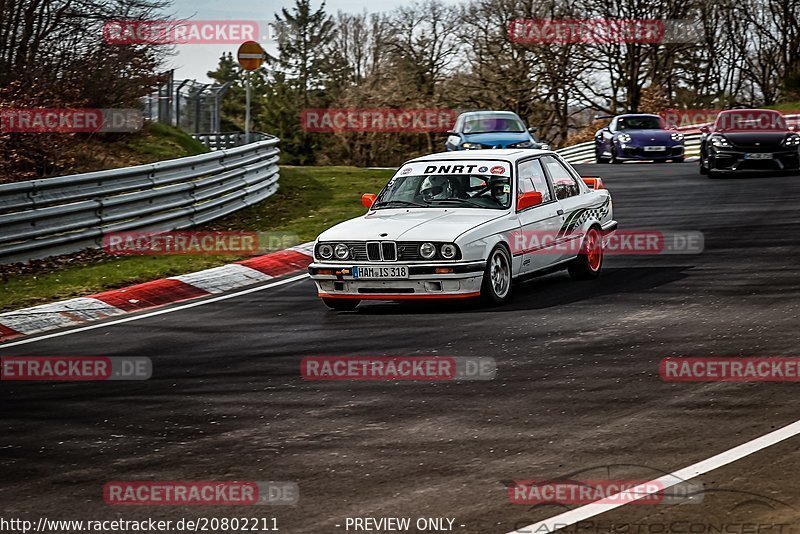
610,147,621,164
322,298,360,311
568,227,604,281
480,245,513,306
704,156,722,178
672,157,684,163
595,148,610,164
699,154,709,175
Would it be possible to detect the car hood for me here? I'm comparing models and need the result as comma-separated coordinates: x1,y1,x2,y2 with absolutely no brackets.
714,131,790,147
617,129,676,144
318,208,507,243
461,131,531,146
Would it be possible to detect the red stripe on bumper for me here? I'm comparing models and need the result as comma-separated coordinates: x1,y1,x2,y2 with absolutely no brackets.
91,279,209,312
318,292,480,301
237,250,312,277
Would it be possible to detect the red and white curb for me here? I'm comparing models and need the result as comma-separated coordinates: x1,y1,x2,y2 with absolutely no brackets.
0,243,314,343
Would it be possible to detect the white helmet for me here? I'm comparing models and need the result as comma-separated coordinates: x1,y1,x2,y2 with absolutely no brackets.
421,175,453,200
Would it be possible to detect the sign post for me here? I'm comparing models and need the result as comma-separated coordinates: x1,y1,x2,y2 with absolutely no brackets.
236,41,265,144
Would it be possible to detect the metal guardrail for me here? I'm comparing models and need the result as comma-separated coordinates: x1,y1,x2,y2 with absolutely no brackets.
192,132,273,151
0,137,281,264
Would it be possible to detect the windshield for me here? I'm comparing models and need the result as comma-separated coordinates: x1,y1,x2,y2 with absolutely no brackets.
617,116,664,130
374,174,512,210
463,115,526,134
714,111,788,132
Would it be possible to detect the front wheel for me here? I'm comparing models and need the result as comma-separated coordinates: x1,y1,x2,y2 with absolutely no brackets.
322,297,360,311
595,147,610,164
610,147,621,164
569,227,604,280
699,153,709,175
481,245,513,306
672,157,684,163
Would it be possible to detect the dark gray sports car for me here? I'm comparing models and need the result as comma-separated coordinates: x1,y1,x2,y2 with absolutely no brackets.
699,109,800,176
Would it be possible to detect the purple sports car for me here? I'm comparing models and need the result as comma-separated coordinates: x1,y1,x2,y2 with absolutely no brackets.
594,114,685,163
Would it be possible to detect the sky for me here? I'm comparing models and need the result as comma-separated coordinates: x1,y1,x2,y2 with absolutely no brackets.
167,0,465,82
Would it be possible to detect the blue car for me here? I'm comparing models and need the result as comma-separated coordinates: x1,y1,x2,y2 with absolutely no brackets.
594,114,684,163
445,111,549,151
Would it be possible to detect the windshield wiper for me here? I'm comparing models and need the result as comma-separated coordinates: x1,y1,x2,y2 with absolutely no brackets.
465,130,525,134
429,198,494,208
373,199,429,208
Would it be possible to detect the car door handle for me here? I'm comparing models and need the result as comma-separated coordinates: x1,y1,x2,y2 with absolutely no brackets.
557,209,564,215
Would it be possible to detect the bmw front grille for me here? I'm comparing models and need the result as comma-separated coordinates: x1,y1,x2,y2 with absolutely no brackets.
366,241,398,262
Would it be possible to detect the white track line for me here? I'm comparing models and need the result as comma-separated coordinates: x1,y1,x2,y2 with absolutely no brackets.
0,274,310,349
508,418,800,533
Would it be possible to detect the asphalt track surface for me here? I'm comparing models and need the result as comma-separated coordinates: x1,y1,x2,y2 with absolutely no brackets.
3,162,800,533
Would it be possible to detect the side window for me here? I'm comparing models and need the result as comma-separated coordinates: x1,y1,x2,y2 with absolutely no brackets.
542,156,580,200
517,159,552,202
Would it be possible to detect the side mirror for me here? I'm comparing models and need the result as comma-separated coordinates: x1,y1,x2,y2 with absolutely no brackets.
527,126,536,133
446,130,457,135
362,193,376,208
516,191,543,211
699,125,710,134
582,176,605,190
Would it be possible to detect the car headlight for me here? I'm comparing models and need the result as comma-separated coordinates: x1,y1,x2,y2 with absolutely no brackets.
420,242,436,259
440,243,458,259
334,243,350,260
710,135,732,148
671,132,684,141
461,142,482,149
783,133,800,146
540,143,550,150
318,243,334,260
509,140,534,148
617,134,631,143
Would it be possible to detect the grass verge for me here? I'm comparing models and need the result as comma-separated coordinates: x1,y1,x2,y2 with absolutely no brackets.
1,166,394,312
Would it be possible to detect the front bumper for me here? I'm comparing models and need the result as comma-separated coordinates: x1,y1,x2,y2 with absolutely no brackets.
618,144,684,160
708,148,800,171
309,260,486,300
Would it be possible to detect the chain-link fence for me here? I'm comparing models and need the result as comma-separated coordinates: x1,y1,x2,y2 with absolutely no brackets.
143,70,231,134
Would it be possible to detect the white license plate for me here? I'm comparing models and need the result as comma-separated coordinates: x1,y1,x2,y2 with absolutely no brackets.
353,266,409,279
744,153,773,160
643,146,667,152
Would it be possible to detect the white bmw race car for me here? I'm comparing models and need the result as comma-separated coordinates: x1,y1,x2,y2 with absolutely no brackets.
309,149,617,310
